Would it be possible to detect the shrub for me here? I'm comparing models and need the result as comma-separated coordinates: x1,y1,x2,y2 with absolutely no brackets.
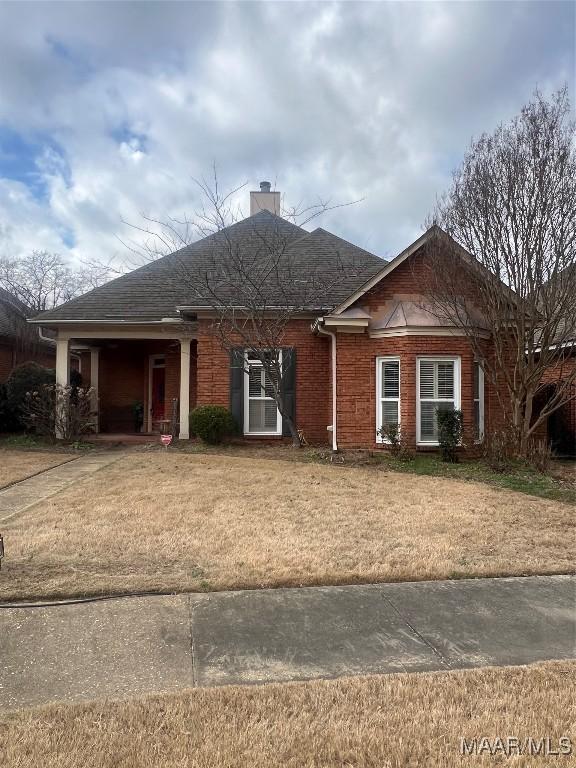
377,423,415,462
4,363,55,431
525,438,553,473
22,384,96,441
189,406,237,444
70,368,83,389
437,408,464,463
0,382,10,432
377,423,401,455
483,429,515,472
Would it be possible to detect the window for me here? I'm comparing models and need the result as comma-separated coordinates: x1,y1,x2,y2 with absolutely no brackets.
417,357,461,444
376,357,400,441
473,361,485,442
244,351,282,435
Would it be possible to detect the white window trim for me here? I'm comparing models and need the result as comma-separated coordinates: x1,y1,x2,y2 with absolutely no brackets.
474,361,485,443
375,356,401,443
243,350,283,436
416,356,461,447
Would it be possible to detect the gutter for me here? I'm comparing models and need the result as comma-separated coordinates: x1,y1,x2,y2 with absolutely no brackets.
313,318,338,453
27,318,186,325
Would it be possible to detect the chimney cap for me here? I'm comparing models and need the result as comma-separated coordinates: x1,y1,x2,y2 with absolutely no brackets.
259,181,272,192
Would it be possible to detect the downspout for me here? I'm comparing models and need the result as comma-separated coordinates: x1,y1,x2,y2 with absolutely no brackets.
37,326,56,346
315,320,338,453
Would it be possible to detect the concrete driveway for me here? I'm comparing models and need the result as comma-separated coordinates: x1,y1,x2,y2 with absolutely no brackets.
0,575,574,711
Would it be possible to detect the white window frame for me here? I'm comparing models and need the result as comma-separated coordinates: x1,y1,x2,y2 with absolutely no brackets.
474,361,485,443
376,356,401,443
243,350,283,436
416,356,461,446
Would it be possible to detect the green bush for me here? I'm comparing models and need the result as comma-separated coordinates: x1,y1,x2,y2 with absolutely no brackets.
3,362,55,431
0,382,10,432
437,408,464,463
189,405,237,444
70,368,83,389
377,422,401,454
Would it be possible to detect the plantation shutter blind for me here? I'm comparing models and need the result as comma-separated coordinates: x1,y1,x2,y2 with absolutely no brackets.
247,359,279,433
378,358,400,433
418,359,458,443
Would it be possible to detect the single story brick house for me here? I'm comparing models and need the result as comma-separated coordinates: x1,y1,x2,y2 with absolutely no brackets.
32,184,498,449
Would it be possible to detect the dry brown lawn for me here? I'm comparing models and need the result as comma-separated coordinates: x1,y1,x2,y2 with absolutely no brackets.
0,450,74,489
1,662,574,767
0,452,573,601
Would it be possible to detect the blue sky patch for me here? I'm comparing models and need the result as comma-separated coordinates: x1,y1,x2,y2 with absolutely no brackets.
0,126,48,199
0,126,71,201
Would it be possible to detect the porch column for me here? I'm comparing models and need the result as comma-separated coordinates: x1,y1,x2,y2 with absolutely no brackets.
90,347,100,433
179,338,191,439
55,336,70,439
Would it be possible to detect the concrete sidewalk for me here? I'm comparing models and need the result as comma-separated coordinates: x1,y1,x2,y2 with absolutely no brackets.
0,452,124,523
0,575,574,711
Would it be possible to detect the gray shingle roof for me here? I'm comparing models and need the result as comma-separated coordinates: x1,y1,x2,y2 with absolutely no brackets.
0,287,30,338
33,211,386,323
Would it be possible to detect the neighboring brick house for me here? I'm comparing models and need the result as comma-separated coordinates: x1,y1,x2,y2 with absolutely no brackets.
32,184,506,449
0,288,57,382
536,298,576,457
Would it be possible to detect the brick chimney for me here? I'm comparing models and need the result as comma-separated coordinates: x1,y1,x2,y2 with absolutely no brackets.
250,181,281,216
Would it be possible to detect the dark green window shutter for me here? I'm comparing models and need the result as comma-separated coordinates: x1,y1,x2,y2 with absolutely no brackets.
229,348,244,432
280,347,296,437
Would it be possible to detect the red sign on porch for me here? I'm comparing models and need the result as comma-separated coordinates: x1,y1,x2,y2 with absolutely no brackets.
160,434,173,447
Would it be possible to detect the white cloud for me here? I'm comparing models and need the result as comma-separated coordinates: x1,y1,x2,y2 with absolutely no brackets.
0,0,573,268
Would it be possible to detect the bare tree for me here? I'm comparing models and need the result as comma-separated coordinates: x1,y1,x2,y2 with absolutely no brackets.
180,230,352,445
0,250,106,312
421,87,576,456
101,165,363,269
115,170,365,446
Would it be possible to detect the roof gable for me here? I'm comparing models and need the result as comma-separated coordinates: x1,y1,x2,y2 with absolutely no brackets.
331,227,440,314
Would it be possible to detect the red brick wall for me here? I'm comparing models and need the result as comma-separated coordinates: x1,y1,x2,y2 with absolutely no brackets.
0,340,56,383
99,343,151,432
196,320,331,443
97,339,197,433
359,253,429,311
331,248,503,449
335,333,485,448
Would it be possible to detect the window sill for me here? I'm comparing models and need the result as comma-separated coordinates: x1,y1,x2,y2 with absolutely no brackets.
243,432,283,437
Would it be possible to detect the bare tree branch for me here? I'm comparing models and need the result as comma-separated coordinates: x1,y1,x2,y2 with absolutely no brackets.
420,86,576,457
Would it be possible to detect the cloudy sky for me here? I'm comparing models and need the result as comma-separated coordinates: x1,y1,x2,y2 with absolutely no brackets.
0,1,573,267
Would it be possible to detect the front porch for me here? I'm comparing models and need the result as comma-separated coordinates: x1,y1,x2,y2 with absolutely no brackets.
55,324,197,439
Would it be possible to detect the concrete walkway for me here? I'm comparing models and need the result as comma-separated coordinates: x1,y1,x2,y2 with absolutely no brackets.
0,575,574,711
0,452,125,523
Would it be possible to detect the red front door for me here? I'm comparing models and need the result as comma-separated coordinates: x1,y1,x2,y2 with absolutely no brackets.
151,364,166,422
